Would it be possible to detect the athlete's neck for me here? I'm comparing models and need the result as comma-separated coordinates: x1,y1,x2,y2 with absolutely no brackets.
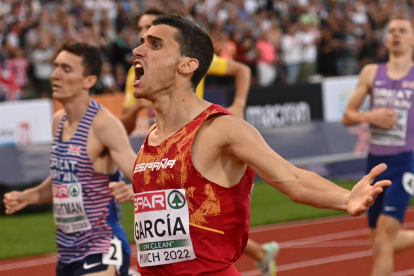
388,52,414,79
61,95,91,125
151,91,211,140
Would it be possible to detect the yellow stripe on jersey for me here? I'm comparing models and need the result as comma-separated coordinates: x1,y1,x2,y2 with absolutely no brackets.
189,222,224,235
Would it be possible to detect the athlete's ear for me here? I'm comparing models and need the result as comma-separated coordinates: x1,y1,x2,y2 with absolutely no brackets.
177,57,199,75
83,75,98,90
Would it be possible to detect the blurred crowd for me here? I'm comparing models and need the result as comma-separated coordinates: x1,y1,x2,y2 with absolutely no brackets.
0,0,412,101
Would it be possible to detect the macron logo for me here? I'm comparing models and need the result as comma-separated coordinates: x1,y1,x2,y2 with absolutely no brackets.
134,158,176,173
375,80,386,86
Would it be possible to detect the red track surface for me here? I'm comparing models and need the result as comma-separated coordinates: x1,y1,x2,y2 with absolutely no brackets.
1,209,414,276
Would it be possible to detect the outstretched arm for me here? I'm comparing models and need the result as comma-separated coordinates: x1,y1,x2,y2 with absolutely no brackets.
343,64,397,128
214,116,390,216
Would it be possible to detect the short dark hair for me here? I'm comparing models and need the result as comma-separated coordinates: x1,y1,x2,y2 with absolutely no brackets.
58,43,103,79
152,14,214,90
142,8,164,17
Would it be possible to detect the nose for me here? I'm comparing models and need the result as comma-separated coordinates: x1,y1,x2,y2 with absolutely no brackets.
133,44,145,58
51,67,60,80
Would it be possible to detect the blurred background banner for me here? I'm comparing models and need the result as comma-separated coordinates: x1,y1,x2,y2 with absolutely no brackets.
244,83,323,128
322,75,371,122
0,99,52,146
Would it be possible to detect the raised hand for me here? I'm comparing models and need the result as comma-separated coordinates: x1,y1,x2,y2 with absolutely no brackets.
347,163,391,216
3,191,28,215
368,108,397,129
109,181,134,203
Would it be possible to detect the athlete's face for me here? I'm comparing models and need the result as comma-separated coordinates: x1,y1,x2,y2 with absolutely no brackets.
138,14,158,40
51,51,96,100
132,24,182,99
385,19,414,55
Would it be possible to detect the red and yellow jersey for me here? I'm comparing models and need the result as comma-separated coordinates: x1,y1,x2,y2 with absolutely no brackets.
123,54,228,108
132,104,254,275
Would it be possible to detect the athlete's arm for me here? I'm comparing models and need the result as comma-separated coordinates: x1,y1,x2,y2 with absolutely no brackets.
3,177,53,214
94,110,137,181
215,116,390,216
3,111,65,214
121,101,149,135
222,60,251,119
342,64,397,128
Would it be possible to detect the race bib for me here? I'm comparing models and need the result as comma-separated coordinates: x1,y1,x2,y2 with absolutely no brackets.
133,189,196,267
370,109,407,146
52,183,91,233
103,236,123,266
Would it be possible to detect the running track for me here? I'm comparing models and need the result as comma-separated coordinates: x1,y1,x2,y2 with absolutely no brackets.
2,209,414,276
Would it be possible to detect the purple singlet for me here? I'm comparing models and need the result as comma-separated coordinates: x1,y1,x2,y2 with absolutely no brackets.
369,63,414,156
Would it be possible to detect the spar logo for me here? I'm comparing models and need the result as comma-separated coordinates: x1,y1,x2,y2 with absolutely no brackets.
69,184,80,197
52,184,80,198
134,190,186,213
134,191,166,213
53,185,69,198
168,190,185,209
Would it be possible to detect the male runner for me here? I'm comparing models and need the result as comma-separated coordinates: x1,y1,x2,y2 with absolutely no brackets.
121,9,251,135
116,9,278,276
3,43,137,276
128,14,389,275
343,17,414,276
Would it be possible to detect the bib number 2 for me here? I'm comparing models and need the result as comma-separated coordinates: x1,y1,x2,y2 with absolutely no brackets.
103,236,122,266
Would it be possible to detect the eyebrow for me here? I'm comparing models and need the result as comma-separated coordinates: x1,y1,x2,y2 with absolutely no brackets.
53,62,73,69
141,34,164,44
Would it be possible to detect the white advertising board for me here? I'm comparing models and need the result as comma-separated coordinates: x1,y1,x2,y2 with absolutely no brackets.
0,99,53,146
322,75,370,122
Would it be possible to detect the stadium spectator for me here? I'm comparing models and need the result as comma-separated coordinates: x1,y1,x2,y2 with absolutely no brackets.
256,30,277,86
31,32,54,98
281,24,302,84
0,0,411,92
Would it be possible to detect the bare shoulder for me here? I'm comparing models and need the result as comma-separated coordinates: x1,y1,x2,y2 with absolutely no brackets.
92,107,122,131
360,63,378,81
199,114,258,145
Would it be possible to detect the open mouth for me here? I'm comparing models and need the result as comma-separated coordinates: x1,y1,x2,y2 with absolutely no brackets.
134,62,144,84
393,41,400,46
52,84,62,90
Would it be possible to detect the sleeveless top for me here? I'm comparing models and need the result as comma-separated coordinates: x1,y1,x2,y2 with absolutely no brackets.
369,63,414,156
132,104,255,275
50,100,120,263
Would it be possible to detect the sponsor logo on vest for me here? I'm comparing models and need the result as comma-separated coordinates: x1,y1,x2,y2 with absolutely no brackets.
134,191,166,213
134,158,176,173
168,190,186,209
53,185,69,198
246,102,311,128
69,184,80,197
